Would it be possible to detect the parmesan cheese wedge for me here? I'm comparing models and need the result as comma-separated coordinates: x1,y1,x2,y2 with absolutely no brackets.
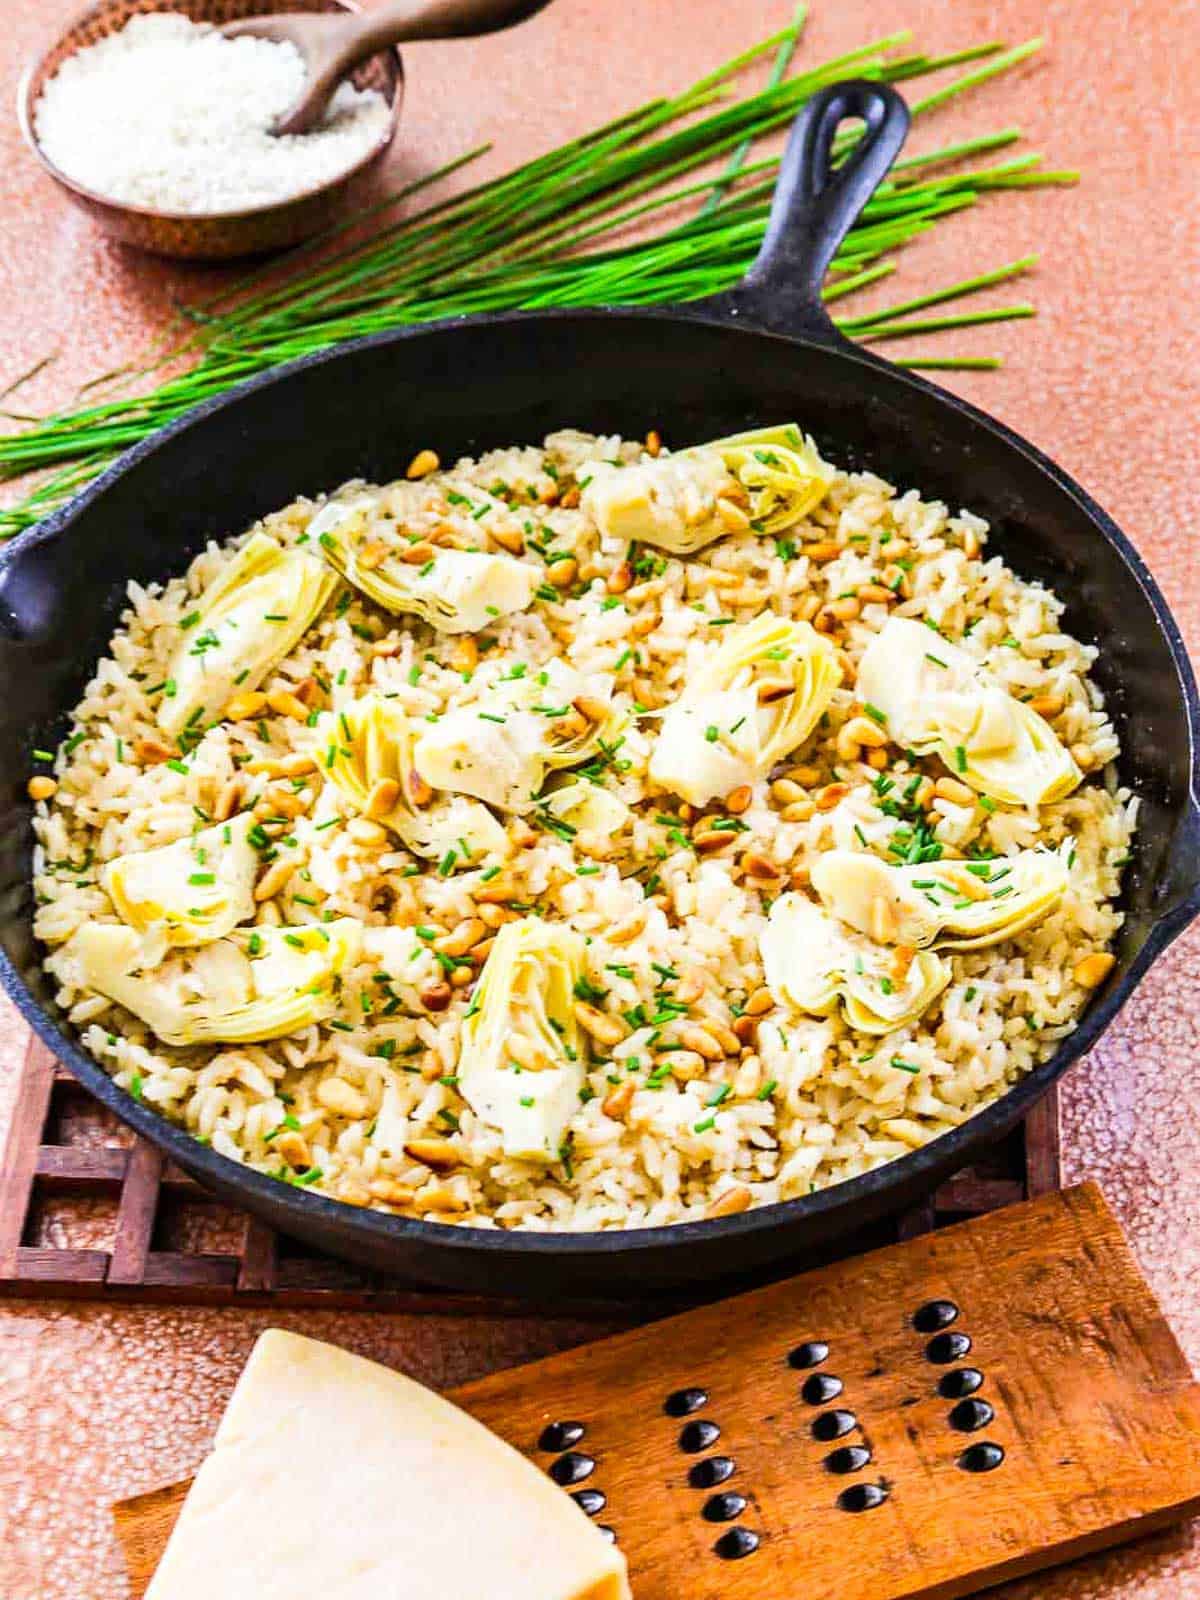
146,1331,632,1600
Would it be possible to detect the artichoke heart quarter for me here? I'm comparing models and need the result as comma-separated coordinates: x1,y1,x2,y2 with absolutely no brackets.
102,812,258,949
72,919,362,1046
158,533,335,740
650,614,840,806
581,423,834,553
318,695,507,865
310,495,534,633
857,617,1081,808
457,917,587,1162
811,846,1070,951
760,893,951,1034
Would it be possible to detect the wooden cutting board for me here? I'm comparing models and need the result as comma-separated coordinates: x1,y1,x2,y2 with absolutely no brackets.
115,1183,1200,1599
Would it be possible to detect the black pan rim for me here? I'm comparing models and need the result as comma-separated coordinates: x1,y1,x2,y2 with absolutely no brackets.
3,302,1199,1262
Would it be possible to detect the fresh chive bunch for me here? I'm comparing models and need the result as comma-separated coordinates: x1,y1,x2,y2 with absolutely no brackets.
0,13,1075,537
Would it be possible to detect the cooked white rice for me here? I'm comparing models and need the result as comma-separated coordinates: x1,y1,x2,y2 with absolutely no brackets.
32,429,1134,1230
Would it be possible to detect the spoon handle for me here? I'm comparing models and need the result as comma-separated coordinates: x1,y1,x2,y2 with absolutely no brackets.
347,0,550,54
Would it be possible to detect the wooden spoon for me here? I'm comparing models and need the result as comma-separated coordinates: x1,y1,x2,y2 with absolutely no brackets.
225,0,553,137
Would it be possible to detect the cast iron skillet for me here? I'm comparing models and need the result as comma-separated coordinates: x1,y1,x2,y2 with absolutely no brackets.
2,83,1198,1295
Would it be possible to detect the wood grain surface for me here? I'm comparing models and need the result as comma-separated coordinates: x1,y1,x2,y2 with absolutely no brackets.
114,1185,1200,1600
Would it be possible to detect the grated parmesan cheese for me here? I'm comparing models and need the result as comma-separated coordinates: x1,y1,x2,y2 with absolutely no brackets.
33,13,390,215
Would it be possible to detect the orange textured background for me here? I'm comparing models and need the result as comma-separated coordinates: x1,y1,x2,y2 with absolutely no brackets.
1,1,1199,1596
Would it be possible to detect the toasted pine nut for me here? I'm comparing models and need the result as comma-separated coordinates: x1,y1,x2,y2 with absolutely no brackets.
548,557,578,590
27,775,57,801
844,715,889,749
733,1014,758,1047
780,800,816,823
420,983,452,1012
574,1001,626,1046
827,596,861,622
606,561,633,594
225,691,268,721
645,429,662,456
347,817,387,846
1074,952,1116,988
372,638,401,657
815,782,849,812
368,1177,416,1206
725,785,753,815
474,881,515,904
213,775,244,822
405,1136,461,1172
745,986,774,1016
317,1077,369,1119
866,748,888,770
357,540,390,571
771,777,805,806
933,776,975,806
489,522,525,555
1027,693,1064,718
857,583,897,604
254,858,295,902
450,636,478,674
912,777,935,808
628,611,659,638
716,497,751,531
805,540,842,561
414,1187,469,1215
794,593,821,622
476,902,513,929
678,1024,724,1061
835,727,862,763
693,827,737,853
785,763,822,786
574,695,611,725
1071,742,1097,772
274,1130,310,1169
789,862,811,889
398,540,436,566
435,918,486,958
607,911,646,946
133,736,175,765
602,1079,636,1119
266,688,310,722
246,753,317,778
675,971,706,1005
262,784,309,819
468,936,495,965
742,851,781,880
363,777,400,819
706,1185,752,1218
406,449,440,479
659,1048,704,1081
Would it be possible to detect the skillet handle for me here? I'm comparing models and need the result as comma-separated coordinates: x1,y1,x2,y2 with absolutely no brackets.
701,79,910,343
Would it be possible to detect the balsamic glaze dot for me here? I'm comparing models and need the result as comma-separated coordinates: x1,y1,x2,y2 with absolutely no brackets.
837,1482,889,1512
679,1419,721,1453
714,1527,760,1560
572,1488,607,1516
538,1420,586,1452
688,1455,736,1489
596,1526,617,1543
949,1397,995,1433
801,1372,844,1405
825,1444,872,1474
702,1491,747,1523
811,1408,857,1442
787,1340,830,1369
959,1441,1005,1473
925,1330,972,1364
937,1367,984,1400
663,1387,709,1417
912,1299,959,1334
548,1451,595,1486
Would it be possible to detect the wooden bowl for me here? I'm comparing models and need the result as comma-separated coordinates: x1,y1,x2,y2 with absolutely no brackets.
16,0,403,260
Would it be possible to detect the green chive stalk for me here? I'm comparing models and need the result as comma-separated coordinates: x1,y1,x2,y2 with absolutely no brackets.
0,21,1075,537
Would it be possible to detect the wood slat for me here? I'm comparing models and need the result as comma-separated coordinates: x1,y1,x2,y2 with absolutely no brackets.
0,1036,57,1275
0,1027,1063,1311
107,1141,165,1285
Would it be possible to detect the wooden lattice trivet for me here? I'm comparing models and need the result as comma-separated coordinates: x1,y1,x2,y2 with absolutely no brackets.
0,1032,1061,1315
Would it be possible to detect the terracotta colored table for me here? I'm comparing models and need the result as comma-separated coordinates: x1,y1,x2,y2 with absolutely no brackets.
1,1,1198,1595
